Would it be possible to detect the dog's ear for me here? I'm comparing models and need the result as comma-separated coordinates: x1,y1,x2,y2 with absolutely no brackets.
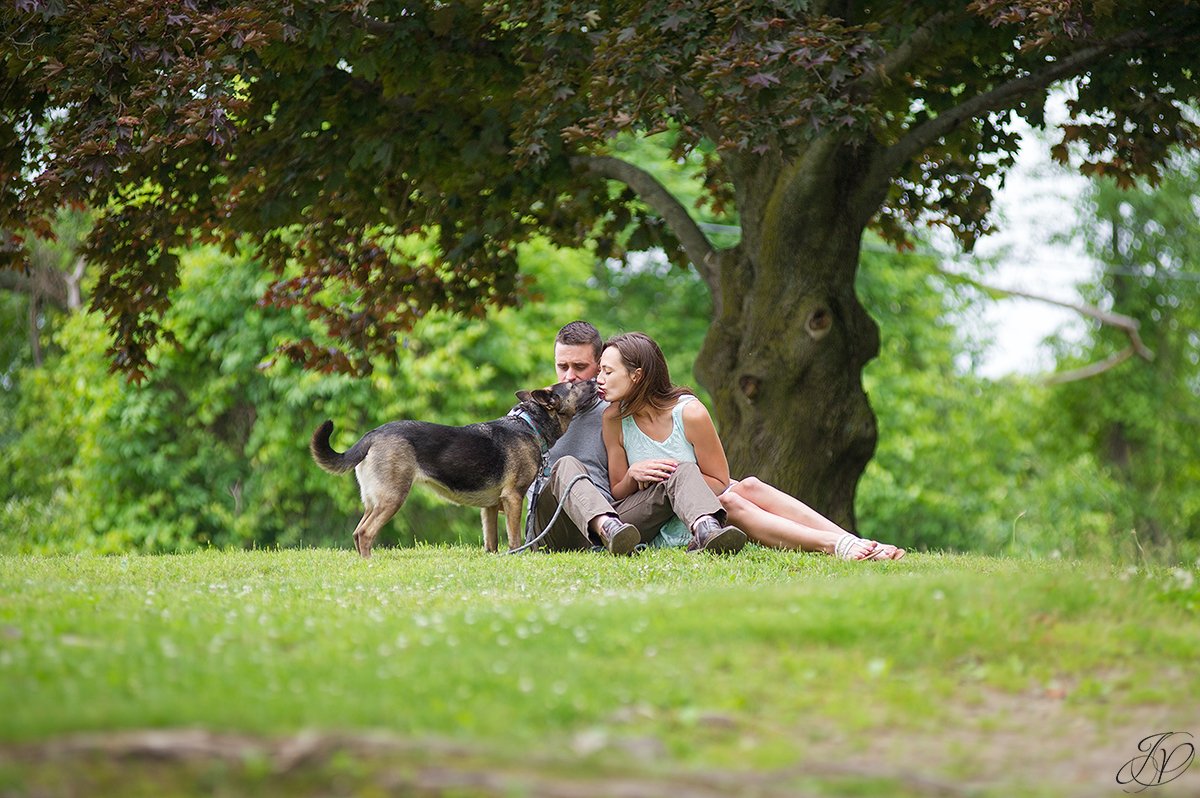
529,387,557,408
515,390,533,403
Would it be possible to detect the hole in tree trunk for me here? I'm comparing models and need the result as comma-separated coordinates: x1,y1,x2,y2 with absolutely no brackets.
806,306,833,340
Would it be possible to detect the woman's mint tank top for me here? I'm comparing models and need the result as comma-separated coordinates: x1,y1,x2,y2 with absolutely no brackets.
620,395,697,548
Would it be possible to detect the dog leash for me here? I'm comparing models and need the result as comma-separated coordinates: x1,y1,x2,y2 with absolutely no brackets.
505,473,592,555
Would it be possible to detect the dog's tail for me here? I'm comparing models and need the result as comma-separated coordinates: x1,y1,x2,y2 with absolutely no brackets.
310,420,371,474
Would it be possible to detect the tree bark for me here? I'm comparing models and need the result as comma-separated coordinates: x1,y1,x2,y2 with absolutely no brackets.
579,137,895,530
695,142,883,531
28,293,44,367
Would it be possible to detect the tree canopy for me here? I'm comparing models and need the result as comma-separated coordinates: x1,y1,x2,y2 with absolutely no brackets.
5,0,1197,377
5,0,1200,523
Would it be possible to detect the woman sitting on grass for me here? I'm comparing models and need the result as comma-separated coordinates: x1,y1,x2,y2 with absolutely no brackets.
597,331,904,560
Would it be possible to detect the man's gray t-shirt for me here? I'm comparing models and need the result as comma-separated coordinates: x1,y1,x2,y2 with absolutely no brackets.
544,397,614,504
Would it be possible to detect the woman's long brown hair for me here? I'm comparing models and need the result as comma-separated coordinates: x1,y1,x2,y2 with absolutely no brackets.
604,332,694,419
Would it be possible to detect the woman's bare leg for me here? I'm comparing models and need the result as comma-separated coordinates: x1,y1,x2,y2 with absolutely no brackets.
728,477,846,532
719,489,852,555
725,477,904,559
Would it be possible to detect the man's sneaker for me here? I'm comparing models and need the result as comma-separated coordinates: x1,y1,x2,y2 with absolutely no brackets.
687,516,747,554
599,517,640,555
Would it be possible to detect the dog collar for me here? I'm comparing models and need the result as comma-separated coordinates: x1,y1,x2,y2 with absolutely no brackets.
508,408,549,458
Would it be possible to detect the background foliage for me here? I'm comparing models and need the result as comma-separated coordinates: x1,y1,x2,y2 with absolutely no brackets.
1,141,1197,562
0,227,714,554
1048,152,1200,549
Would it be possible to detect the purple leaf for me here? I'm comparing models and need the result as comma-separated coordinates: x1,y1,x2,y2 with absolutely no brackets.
660,13,687,32
746,72,781,89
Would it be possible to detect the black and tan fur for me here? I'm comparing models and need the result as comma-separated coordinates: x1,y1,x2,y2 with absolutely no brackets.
311,380,597,557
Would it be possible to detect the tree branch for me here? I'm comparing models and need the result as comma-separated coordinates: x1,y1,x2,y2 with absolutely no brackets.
853,11,959,99
0,258,86,311
878,30,1150,179
67,256,85,310
2,257,86,365
938,267,1155,381
677,86,727,151
354,14,396,38
0,266,66,310
28,293,43,367
989,284,1153,362
1042,346,1136,385
570,155,720,290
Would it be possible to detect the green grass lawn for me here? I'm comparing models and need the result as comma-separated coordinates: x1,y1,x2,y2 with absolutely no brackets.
2,546,1198,796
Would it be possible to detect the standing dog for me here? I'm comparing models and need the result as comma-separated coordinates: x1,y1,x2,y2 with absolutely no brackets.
311,380,597,557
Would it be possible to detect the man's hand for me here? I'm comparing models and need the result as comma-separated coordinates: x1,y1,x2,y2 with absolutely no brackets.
627,459,679,488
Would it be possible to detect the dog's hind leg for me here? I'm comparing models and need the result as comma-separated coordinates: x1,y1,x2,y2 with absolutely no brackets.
481,506,500,553
353,457,413,558
354,499,404,559
351,507,379,558
501,492,525,552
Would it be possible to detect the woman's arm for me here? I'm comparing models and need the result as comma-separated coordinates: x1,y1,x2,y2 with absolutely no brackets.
602,405,638,499
681,400,732,494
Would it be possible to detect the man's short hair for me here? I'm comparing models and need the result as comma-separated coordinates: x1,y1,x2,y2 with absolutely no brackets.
556,320,603,360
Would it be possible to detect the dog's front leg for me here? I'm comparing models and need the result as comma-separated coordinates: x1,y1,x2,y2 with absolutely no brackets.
501,492,525,552
481,506,500,553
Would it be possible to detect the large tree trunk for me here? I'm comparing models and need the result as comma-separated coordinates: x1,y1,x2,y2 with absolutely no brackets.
695,143,882,530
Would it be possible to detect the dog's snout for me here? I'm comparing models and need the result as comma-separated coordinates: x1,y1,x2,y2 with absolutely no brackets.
575,379,598,401
553,378,596,413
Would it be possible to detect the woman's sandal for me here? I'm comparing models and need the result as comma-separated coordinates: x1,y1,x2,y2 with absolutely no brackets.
834,533,905,561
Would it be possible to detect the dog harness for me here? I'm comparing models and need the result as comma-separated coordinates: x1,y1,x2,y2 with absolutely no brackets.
507,407,550,460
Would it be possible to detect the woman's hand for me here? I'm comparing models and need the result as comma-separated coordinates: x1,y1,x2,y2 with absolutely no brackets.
627,459,679,487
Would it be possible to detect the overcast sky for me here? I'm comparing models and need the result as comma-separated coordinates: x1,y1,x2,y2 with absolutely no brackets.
943,111,1098,379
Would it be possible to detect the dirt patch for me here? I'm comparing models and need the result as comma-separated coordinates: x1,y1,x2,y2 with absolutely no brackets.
2,693,1197,798
784,684,1199,797
1,728,967,798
